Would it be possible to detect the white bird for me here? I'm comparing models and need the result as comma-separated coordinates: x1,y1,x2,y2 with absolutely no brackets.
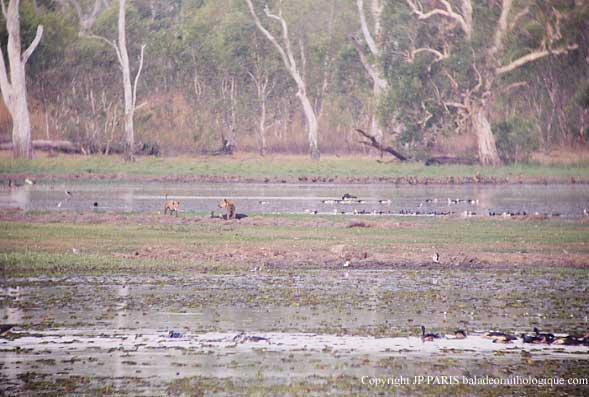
583,208,588,217
57,201,62,208
432,252,440,263
342,260,350,268
24,178,34,185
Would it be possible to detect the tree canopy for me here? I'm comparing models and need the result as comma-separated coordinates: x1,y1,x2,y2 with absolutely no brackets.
0,0,586,162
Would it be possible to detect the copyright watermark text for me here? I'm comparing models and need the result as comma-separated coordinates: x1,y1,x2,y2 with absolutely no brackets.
360,375,588,387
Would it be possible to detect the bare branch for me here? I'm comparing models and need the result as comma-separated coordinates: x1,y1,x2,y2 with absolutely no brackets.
134,101,147,111
496,43,578,75
299,37,306,83
246,70,258,85
408,46,449,63
350,35,388,91
244,0,292,72
444,101,469,110
460,0,472,37
490,0,512,58
371,0,384,38
405,0,471,39
442,69,459,89
508,6,529,33
132,44,146,109
64,0,104,32
501,81,527,93
0,46,12,105
81,33,123,65
357,0,379,56
355,129,408,161
471,56,482,93
417,102,433,127
264,5,299,75
21,25,44,65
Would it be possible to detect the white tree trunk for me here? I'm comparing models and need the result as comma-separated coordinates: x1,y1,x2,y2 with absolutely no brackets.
0,0,43,159
354,0,388,147
118,0,135,162
258,95,267,155
245,0,320,159
472,103,501,166
11,93,33,158
297,89,320,159
78,0,145,162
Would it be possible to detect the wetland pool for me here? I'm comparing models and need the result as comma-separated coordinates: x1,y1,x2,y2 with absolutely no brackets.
1,269,588,395
1,181,588,218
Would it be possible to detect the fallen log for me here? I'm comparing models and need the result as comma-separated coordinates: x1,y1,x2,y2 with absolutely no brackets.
354,129,408,161
0,140,81,153
425,156,478,166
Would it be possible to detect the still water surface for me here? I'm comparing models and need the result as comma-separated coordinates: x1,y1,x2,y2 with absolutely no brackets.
1,182,588,218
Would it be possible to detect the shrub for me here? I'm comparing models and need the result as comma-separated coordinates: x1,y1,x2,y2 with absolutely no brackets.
494,117,540,164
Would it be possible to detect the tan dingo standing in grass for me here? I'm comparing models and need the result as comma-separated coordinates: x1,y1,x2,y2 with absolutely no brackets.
164,194,180,216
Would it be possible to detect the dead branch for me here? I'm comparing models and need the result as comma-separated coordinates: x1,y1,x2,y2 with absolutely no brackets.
357,0,379,56
496,43,578,75
355,129,408,161
404,0,472,40
0,140,80,153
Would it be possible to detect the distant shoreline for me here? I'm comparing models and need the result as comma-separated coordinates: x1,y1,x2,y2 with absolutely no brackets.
1,172,588,185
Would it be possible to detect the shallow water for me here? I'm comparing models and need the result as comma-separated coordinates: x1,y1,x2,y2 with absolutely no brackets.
1,269,588,394
1,181,588,218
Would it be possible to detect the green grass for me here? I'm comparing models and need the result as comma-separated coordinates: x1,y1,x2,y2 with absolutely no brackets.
1,154,589,179
1,215,588,275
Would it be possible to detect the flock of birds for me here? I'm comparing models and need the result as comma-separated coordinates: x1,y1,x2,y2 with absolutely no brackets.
164,327,589,348
421,325,589,346
3,180,587,218
303,193,585,219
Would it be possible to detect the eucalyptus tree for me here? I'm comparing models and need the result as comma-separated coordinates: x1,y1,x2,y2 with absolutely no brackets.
67,0,145,161
383,0,580,165
351,0,388,147
0,0,43,159
244,0,320,159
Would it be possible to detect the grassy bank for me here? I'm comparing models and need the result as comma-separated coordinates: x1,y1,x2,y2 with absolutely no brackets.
2,214,588,275
1,153,589,180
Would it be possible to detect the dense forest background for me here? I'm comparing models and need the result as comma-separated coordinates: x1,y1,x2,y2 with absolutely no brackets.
1,0,588,163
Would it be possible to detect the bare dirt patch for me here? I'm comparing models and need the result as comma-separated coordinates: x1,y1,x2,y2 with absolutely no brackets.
2,209,588,270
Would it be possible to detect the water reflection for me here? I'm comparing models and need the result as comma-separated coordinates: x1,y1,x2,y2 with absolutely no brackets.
0,182,587,218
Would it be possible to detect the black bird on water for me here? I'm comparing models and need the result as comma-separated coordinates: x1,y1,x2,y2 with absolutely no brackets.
454,329,467,339
421,326,441,342
553,335,581,346
0,324,15,335
533,327,555,344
